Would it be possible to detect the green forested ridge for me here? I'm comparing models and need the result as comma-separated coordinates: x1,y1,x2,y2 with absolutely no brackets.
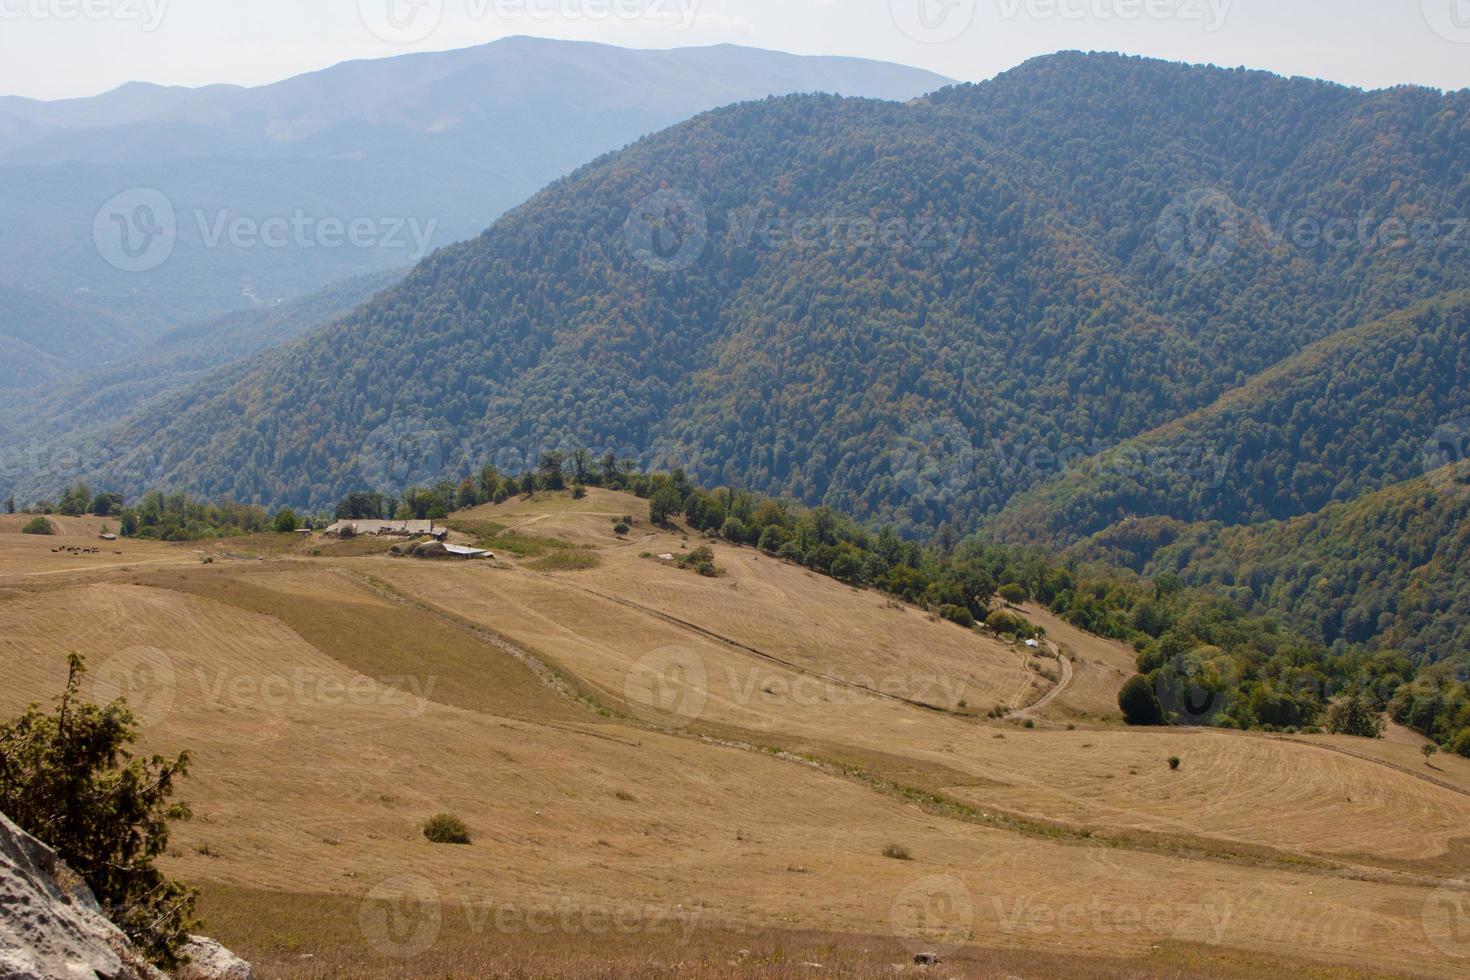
987,292,1470,547
0,269,403,506
1118,466,1470,663
49,53,1470,533
1086,467,1470,748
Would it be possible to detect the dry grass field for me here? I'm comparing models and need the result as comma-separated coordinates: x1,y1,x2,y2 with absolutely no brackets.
1,489,1468,978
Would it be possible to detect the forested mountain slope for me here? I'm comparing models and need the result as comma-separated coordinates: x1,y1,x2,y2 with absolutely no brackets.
1091,465,1470,663
987,292,1470,547
0,270,403,498
24,53,1470,519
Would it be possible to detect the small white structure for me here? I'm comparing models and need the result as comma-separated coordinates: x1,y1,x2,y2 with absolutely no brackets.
402,540,494,561
1025,639,1041,649
443,544,493,560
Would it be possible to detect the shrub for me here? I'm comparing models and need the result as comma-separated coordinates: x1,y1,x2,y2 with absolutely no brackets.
0,655,195,967
422,813,471,845
678,546,719,577
273,509,300,533
1325,692,1386,739
998,583,1029,606
21,516,55,535
613,521,631,537
1168,756,1182,771
649,487,683,527
882,844,912,861
758,525,787,555
1118,675,1165,726
939,605,977,629
985,610,1038,639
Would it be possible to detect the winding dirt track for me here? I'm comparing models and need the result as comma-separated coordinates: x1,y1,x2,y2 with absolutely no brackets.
1009,648,1074,719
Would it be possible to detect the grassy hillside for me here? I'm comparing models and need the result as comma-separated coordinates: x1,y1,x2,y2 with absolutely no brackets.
0,489,1467,977
50,53,1470,521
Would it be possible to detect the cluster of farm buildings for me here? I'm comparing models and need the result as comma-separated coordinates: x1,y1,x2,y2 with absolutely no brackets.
322,519,494,560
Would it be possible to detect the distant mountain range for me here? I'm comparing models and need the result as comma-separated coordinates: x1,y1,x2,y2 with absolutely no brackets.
10,51,1470,664
0,37,949,370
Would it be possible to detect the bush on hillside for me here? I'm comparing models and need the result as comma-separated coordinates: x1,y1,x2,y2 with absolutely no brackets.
1325,692,1386,739
21,517,55,535
939,604,977,629
1119,675,1165,726
998,583,1029,606
677,546,719,577
0,655,195,967
986,610,1039,639
423,813,471,845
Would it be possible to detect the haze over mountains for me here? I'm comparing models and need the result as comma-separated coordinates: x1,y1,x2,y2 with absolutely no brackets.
0,36,949,367
47,56,1464,491
9,49,1470,665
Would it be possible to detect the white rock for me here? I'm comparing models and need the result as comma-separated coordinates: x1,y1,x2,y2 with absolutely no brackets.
0,811,161,980
175,936,254,980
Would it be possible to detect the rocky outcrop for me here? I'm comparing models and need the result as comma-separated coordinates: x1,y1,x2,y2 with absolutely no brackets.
175,938,253,980
0,812,250,980
0,811,158,979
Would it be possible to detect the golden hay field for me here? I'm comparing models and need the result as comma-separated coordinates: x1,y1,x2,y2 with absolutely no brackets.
0,491,1467,978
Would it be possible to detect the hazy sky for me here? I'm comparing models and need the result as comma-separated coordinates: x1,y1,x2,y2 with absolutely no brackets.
3,0,1468,100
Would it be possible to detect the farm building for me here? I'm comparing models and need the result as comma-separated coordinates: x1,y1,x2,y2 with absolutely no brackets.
324,519,446,540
